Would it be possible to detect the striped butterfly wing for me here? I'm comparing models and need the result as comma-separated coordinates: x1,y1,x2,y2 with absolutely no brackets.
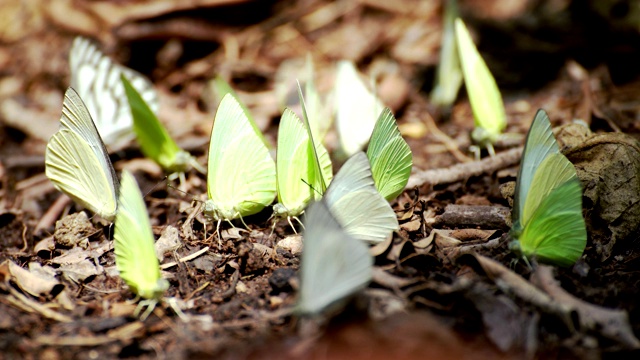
69,36,159,151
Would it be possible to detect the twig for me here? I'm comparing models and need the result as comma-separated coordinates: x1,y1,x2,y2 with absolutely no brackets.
531,265,640,349
407,146,523,189
160,247,209,270
434,204,511,230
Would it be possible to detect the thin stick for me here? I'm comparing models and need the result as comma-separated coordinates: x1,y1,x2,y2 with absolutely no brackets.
407,146,523,188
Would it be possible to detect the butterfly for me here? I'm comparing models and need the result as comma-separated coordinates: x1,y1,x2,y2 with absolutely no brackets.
325,152,399,244
45,87,119,221
69,36,159,151
121,75,204,183
454,18,506,157
431,0,463,107
509,110,587,267
334,61,384,158
114,170,169,320
366,108,413,201
203,93,277,234
273,106,332,231
297,200,373,315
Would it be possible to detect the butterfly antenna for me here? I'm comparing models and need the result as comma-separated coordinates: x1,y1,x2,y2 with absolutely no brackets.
301,178,322,197
167,181,203,204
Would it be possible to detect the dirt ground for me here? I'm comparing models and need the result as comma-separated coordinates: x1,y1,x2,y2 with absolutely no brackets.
1,0,640,359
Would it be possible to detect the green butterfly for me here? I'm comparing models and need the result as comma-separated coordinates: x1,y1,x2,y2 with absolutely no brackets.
121,75,204,184
325,152,399,244
297,200,373,315
204,93,277,234
431,0,463,107
509,110,587,267
45,87,119,221
455,18,506,157
367,108,412,201
273,107,332,230
114,170,169,319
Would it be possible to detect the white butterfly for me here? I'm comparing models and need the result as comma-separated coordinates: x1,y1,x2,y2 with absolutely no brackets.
325,152,398,244
298,200,373,315
69,36,159,151
45,87,119,221
335,61,384,157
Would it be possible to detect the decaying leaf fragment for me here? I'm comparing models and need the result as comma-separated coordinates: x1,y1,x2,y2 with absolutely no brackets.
560,129,640,261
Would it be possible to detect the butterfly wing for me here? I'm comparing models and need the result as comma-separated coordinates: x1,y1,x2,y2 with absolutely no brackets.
207,93,276,220
519,176,586,267
335,61,384,157
303,54,332,142
512,110,561,230
275,109,314,216
69,37,158,150
431,0,463,107
298,83,333,197
298,200,373,315
114,171,169,299
45,88,119,221
325,152,398,244
523,152,577,226
454,18,506,144
121,75,195,173
367,108,413,201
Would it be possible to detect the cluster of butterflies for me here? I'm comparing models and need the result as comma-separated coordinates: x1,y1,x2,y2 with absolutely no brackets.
43,36,587,319
431,7,514,157
45,37,412,317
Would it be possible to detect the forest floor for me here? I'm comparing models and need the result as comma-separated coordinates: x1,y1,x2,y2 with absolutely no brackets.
1,0,639,359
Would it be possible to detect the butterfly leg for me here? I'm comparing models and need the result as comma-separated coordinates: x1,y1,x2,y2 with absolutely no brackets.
287,216,298,234
237,214,250,229
293,216,305,230
165,297,189,322
189,158,206,174
486,143,496,158
134,299,159,321
216,219,222,246
469,145,481,161
269,220,278,238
